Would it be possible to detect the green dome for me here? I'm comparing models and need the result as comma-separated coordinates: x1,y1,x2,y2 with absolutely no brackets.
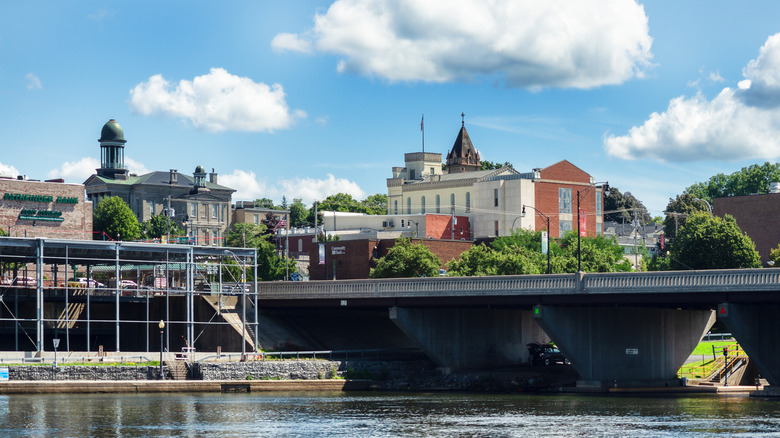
195,165,206,174
99,119,126,143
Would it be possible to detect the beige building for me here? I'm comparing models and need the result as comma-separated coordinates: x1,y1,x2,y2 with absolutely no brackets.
84,120,235,245
0,176,92,240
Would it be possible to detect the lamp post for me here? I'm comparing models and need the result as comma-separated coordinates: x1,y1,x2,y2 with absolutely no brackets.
577,182,609,272
52,338,60,380
694,198,713,215
522,205,551,274
158,320,165,380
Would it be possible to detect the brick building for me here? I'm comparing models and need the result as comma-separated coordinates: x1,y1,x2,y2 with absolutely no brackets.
714,192,780,265
308,238,473,280
0,176,92,240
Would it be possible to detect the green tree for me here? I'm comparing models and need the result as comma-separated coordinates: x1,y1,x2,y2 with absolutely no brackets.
289,198,308,228
604,187,650,224
361,193,388,215
370,238,441,278
93,196,141,241
769,244,780,267
224,223,296,281
671,212,760,270
481,161,513,170
685,162,780,203
252,198,277,209
662,193,711,241
447,244,542,276
141,214,185,241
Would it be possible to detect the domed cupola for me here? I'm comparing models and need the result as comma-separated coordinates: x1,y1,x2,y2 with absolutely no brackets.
191,165,210,194
97,119,129,179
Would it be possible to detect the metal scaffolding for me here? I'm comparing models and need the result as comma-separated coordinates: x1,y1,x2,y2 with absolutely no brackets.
0,237,258,354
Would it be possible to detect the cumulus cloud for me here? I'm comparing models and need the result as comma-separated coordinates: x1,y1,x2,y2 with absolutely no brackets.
605,33,780,162
25,73,42,90
273,0,652,89
129,68,306,132
47,157,100,182
220,170,365,206
0,162,20,178
124,157,150,175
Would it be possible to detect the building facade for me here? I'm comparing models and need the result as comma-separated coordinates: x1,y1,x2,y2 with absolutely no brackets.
84,120,235,245
0,177,92,240
387,119,605,239
714,192,780,265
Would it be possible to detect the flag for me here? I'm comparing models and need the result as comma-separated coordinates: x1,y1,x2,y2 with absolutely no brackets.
420,114,424,131
579,209,587,236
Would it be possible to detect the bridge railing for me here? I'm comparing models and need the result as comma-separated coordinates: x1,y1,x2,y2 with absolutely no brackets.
258,268,780,299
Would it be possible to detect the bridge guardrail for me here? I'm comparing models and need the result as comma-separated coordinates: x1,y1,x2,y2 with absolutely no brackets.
258,268,780,300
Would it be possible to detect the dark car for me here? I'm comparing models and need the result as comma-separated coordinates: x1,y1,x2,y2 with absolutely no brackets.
527,343,568,366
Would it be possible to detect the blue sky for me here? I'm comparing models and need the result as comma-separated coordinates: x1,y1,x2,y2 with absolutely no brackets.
2,1,780,217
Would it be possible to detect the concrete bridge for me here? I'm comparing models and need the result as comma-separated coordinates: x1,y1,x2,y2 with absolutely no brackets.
258,269,780,388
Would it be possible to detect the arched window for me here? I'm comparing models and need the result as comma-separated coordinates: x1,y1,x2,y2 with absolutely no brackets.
394,200,398,215
407,197,411,214
421,196,426,214
466,192,471,212
436,195,441,213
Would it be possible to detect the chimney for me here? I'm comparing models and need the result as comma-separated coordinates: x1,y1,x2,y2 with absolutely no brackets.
169,169,178,185
209,168,218,184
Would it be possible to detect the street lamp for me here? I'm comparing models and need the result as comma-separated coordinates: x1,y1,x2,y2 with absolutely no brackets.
694,198,713,215
522,205,551,274
224,250,246,360
52,338,60,380
158,320,165,380
577,182,609,272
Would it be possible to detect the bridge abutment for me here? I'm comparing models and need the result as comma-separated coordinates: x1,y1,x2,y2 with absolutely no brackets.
389,307,548,371
533,305,715,388
718,303,780,387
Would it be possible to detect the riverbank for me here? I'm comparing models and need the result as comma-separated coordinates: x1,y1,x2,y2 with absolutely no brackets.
0,379,371,394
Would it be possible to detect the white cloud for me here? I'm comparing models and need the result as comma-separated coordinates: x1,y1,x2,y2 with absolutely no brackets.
25,73,42,90
221,170,366,206
271,33,313,54
47,157,99,182
129,68,306,132
605,33,780,162
0,162,20,178
124,157,150,175
274,0,652,89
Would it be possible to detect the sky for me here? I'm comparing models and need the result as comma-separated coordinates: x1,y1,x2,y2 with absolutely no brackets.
2,1,780,217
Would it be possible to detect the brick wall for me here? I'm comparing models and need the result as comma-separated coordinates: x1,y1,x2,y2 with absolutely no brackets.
714,193,780,263
536,161,602,238
0,178,92,240
424,214,470,240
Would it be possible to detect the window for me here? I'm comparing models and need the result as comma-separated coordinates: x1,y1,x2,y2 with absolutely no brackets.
253,214,259,225
430,167,435,175
204,229,210,245
191,203,197,218
596,190,602,216
221,205,226,222
596,222,603,236
407,197,411,214
559,220,572,236
298,239,303,252
559,188,572,214
421,196,426,214
394,200,398,215
494,188,499,207
150,200,156,216
436,195,441,213
450,193,455,212
201,203,207,218
410,169,416,180
495,220,499,237
466,192,471,212
212,204,218,219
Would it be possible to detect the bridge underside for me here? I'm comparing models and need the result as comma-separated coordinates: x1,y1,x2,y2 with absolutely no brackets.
534,305,715,388
718,303,780,387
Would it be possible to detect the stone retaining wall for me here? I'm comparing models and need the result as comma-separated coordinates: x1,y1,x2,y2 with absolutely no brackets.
192,360,435,381
9,365,161,381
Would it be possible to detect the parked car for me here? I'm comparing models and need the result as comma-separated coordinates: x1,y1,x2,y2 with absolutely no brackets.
78,278,105,288
527,343,569,366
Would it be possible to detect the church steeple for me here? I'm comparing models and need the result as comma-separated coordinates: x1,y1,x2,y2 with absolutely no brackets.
446,113,481,173
96,119,129,180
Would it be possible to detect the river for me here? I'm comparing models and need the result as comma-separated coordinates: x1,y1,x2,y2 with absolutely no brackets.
1,391,778,437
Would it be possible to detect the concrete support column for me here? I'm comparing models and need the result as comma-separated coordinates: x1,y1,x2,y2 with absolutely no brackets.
718,303,780,387
534,306,715,388
389,307,549,372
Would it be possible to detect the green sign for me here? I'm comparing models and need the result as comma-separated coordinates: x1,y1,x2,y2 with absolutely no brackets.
3,193,78,204
19,209,64,222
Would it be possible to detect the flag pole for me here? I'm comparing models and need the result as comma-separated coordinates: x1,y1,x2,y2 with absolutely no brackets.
421,114,424,153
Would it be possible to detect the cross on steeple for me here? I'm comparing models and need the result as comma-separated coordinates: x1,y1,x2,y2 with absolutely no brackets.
461,112,465,127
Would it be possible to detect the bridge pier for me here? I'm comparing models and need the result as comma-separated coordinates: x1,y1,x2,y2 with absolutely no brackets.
718,303,780,387
533,305,715,388
389,307,548,372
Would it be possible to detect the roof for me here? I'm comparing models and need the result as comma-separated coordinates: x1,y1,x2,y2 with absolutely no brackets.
446,125,481,168
99,119,126,143
88,171,234,192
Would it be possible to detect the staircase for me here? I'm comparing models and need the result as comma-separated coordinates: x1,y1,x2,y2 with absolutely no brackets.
202,295,256,351
164,358,189,380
